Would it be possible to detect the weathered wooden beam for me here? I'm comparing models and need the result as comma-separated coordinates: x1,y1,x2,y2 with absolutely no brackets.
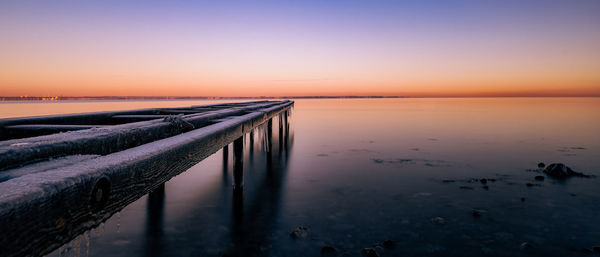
0,108,160,127
110,115,170,123
0,101,293,257
0,155,99,182
158,110,205,114
232,136,244,191
0,101,291,171
4,124,108,131
190,100,270,109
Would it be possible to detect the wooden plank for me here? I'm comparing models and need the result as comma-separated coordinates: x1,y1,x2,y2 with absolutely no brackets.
110,115,170,122
0,108,160,127
0,155,100,182
0,101,291,171
0,101,293,257
1,125,110,141
4,124,108,131
158,110,206,114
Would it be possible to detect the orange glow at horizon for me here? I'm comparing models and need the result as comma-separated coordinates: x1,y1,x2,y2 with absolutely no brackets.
1,1,599,97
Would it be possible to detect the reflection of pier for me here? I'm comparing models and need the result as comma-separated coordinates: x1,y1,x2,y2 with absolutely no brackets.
0,100,293,257
227,111,293,257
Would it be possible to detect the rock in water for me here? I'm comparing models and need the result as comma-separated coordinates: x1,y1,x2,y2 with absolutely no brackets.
382,240,395,249
544,163,590,179
520,242,536,250
361,248,380,257
537,162,546,168
289,226,309,238
431,217,446,224
321,246,337,256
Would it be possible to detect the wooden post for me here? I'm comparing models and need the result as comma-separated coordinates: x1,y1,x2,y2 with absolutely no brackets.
284,110,289,152
278,114,284,155
145,183,165,256
249,130,254,153
266,119,273,170
232,137,244,191
223,144,229,170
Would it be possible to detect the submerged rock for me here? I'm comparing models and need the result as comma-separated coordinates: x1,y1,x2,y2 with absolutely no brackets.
480,178,487,184
520,242,536,250
321,246,337,256
382,240,395,249
537,162,546,168
289,226,309,239
535,175,545,181
544,163,590,179
361,248,379,257
593,246,600,254
431,217,446,224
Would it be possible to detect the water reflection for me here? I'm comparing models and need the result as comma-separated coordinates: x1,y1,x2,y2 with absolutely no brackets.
225,112,294,257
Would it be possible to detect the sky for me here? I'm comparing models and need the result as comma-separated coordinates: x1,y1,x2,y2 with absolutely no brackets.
1,0,599,97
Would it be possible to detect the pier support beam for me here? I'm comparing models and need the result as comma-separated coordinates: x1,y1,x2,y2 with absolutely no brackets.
284,111,289,151
222,145,229,170
232,137,244,191
278,114,284,155
249,130,254,153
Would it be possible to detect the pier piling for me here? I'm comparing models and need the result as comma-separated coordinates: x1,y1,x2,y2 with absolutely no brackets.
233,136,244,191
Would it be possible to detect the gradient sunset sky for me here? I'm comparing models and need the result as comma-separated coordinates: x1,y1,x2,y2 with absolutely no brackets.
1,0,599,97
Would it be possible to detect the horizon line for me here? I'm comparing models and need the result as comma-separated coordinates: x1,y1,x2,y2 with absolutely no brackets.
1,95,600,101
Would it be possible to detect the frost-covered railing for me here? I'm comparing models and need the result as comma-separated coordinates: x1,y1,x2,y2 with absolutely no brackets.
0,100,293,257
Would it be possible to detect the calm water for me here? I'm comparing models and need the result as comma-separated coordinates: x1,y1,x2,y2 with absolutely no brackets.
3,98,600,256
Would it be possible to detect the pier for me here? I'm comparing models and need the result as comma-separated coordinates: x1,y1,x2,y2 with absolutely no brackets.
0,100,293,257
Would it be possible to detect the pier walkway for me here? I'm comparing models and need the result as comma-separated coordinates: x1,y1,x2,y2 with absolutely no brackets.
0,100,293,257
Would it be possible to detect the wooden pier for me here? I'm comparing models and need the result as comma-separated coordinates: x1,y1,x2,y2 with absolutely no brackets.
0,100,293,257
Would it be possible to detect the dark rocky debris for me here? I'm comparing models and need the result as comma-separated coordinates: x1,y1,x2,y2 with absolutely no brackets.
382,240,395,249
289,226,309,239
321,246,337,256
431,217,446,224
361,248,380,257
543,163,591,179
520,242,536,250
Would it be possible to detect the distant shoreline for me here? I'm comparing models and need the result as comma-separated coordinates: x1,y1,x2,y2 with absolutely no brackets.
1,96,405,101
1,95,598,101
